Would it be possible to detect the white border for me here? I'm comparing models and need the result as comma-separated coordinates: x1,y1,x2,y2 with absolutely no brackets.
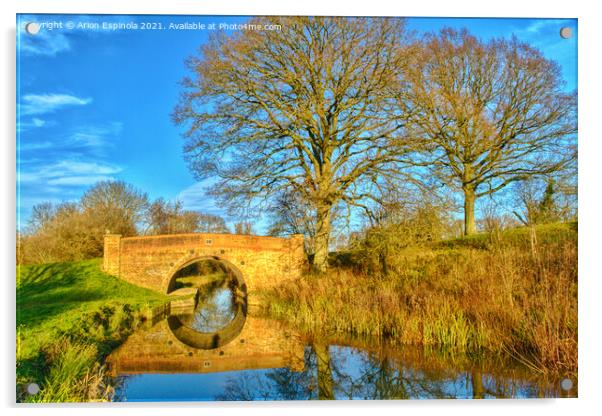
2,1,601,415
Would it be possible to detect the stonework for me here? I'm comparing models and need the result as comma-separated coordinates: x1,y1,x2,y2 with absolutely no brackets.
103,233,306,297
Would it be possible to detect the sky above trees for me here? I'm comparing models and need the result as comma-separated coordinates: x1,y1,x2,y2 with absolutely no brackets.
16,15,577,233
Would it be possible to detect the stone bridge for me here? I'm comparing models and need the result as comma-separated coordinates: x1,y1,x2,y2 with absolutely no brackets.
103,233,306,296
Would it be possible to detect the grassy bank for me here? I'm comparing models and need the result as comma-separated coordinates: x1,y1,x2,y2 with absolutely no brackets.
263,222,577,377
17,259,168,402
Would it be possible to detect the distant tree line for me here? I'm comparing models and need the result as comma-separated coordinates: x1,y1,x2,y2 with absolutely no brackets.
17,180,235,265
146,198,229,235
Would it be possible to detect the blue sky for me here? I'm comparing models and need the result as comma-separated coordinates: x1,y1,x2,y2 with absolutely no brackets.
16,15,577,233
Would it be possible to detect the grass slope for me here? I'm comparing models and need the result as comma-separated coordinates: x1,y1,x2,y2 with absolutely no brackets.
16,258,168,402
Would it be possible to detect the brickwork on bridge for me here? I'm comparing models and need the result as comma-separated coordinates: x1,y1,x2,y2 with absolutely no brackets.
103,233,306,295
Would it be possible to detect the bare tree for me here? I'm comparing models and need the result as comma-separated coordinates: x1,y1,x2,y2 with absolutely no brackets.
81,180,149,237
147,198,193,234
197,212,230,233
27,202,55,234
173,17,416,272
146,198,229,234
398,28,577,235
19,181,149,264
19,202,101,263
512,177,574,226
234,221,253,235
267,190,318,255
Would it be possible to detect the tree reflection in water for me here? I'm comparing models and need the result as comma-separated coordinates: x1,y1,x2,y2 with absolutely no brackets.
172,260,240,333
190,287,237,333
216,340,561,400
217,347,318,400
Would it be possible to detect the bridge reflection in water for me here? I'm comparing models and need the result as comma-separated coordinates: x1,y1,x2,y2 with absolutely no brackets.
107,313,305,376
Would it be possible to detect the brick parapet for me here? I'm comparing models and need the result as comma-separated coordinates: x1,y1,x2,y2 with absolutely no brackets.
103,234,122,276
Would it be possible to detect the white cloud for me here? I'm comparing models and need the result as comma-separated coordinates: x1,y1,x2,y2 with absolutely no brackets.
18,122,122,156
47,175,116,186
176,181,227,216
20,93,92,115
69,122,123,148
177,181,209,210
18,15,148,57
19,160,122,187
18,141,54,151
53,160,122,176
512,19,576,48
522,19,571,35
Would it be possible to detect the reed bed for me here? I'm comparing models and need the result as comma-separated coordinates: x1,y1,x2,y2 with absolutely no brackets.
264,223,577,377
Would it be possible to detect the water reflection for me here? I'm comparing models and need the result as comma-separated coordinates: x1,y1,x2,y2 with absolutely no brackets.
189,287,237,332
107,314,303,377
110,318,575,401
215,340,574,400
108,266,576,401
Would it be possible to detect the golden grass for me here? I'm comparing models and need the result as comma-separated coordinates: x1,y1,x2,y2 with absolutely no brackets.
263,223,577,377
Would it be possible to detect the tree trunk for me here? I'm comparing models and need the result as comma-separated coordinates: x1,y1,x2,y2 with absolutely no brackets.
312,203,332,273
463,187,477,236
471,370,484,399
314,343,334,400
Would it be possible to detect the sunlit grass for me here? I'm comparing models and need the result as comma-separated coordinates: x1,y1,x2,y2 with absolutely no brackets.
263,222,577,377
16,259,169,402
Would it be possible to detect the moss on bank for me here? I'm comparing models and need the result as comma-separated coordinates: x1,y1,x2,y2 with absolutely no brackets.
16,259,168,402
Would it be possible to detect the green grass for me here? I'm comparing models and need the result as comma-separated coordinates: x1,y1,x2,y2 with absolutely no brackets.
16,258,168,402
435,221,577,250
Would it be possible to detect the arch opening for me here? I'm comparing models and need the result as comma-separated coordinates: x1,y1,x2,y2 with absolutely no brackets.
166,257,248,350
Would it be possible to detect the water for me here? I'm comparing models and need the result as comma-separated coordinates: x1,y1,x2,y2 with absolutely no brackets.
108,283,576,401
189,287,237,333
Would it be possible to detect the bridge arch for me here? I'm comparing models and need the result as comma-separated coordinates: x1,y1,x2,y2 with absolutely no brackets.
166,256,249,350
163,255,246,295
103,232,306,299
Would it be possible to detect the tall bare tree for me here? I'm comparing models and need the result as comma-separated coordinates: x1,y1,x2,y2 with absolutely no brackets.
398,28,577,235
173,17,416,272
